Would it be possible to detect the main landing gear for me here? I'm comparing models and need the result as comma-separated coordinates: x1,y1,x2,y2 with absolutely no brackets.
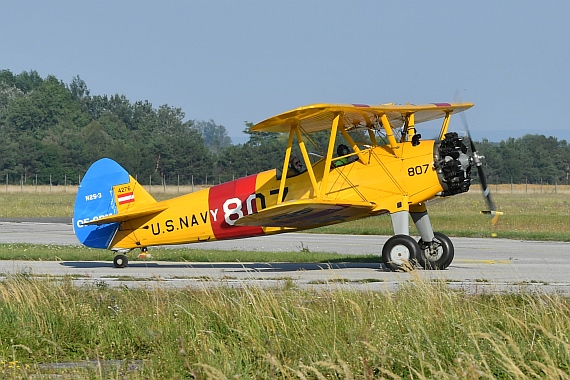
382,208,454,271
382,235,419,272
418,232,454,270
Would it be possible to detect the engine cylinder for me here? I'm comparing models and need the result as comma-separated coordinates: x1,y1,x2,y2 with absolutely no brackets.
433,132,471,196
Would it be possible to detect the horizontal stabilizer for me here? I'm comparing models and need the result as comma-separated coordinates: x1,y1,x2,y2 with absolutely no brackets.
85,203,168,225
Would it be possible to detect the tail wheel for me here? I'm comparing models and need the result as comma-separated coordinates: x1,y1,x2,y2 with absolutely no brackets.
417,232,454,270
113,254,128,268
382,235,420,272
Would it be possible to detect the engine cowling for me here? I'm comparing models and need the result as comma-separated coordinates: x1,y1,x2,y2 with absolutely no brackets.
434,132,471,196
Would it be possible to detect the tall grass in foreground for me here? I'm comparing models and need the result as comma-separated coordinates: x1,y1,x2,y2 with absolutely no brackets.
0,276,569,379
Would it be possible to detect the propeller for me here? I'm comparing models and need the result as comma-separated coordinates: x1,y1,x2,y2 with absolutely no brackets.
456,98,503,227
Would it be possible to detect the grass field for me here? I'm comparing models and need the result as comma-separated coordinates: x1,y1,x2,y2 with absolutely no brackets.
0,243,383,264
315,190,570,241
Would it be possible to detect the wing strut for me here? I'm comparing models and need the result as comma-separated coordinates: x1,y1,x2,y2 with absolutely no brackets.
401,113,416,143
277,128,296,205
379,114,401,157
339,125,366,163
359,112,379,146
320,113,341,198
294,126,319,195
438,112,452,140
277,124,321,204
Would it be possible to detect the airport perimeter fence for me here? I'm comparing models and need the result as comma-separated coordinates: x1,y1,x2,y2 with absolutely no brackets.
2,172,570,195
1,172,243,195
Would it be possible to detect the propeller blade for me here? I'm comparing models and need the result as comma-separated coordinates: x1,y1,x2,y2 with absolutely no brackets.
456,99,502,226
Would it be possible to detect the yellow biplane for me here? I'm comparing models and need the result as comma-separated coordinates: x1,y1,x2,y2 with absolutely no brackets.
73,102,500,271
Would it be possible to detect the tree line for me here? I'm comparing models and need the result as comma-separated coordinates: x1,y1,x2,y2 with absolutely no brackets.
1,70,568,186
0,70,287,186
476,136,570,185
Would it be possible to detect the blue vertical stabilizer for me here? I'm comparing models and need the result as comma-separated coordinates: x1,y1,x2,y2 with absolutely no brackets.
73,158,129,249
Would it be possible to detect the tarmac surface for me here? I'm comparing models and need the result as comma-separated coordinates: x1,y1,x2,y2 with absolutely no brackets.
1,220,569,293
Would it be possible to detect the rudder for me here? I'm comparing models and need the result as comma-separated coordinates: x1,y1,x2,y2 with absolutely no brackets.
73,158,155,249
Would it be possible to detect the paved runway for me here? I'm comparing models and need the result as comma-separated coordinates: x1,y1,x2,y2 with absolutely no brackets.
1,221,569,293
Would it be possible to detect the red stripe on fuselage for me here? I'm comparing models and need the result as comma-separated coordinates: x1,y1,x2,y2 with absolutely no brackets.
208,174,264,240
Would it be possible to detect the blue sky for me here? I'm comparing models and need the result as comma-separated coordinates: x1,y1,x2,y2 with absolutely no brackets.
2,1,569,144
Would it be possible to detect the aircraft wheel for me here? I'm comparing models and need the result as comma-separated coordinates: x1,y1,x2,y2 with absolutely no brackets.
382,235,419,272
417,232,454,270
113,254,128,268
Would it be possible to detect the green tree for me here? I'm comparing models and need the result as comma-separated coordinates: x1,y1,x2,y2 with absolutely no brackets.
5,75,86,138
191,119,233,155
476,134,570,184
217,123,288,177
2,70,44,93
81,120,114,163
0,79,24,113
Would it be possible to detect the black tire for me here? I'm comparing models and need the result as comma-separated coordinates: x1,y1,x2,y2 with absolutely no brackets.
417,232,454,270
382,235,420,272
113,254,128,268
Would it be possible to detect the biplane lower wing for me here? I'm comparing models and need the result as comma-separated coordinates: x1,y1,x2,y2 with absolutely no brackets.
233,199,377,228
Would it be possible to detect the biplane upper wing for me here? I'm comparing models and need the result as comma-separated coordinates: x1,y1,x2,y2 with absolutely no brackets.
251,102,473,133
233,199,377,228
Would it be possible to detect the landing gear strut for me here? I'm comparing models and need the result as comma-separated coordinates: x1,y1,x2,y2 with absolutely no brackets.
138,247,149,259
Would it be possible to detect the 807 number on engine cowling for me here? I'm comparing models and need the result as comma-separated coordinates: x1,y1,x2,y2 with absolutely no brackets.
407,164,430,177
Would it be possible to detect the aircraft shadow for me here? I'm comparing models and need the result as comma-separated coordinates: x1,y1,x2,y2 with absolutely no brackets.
61,261,387,272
